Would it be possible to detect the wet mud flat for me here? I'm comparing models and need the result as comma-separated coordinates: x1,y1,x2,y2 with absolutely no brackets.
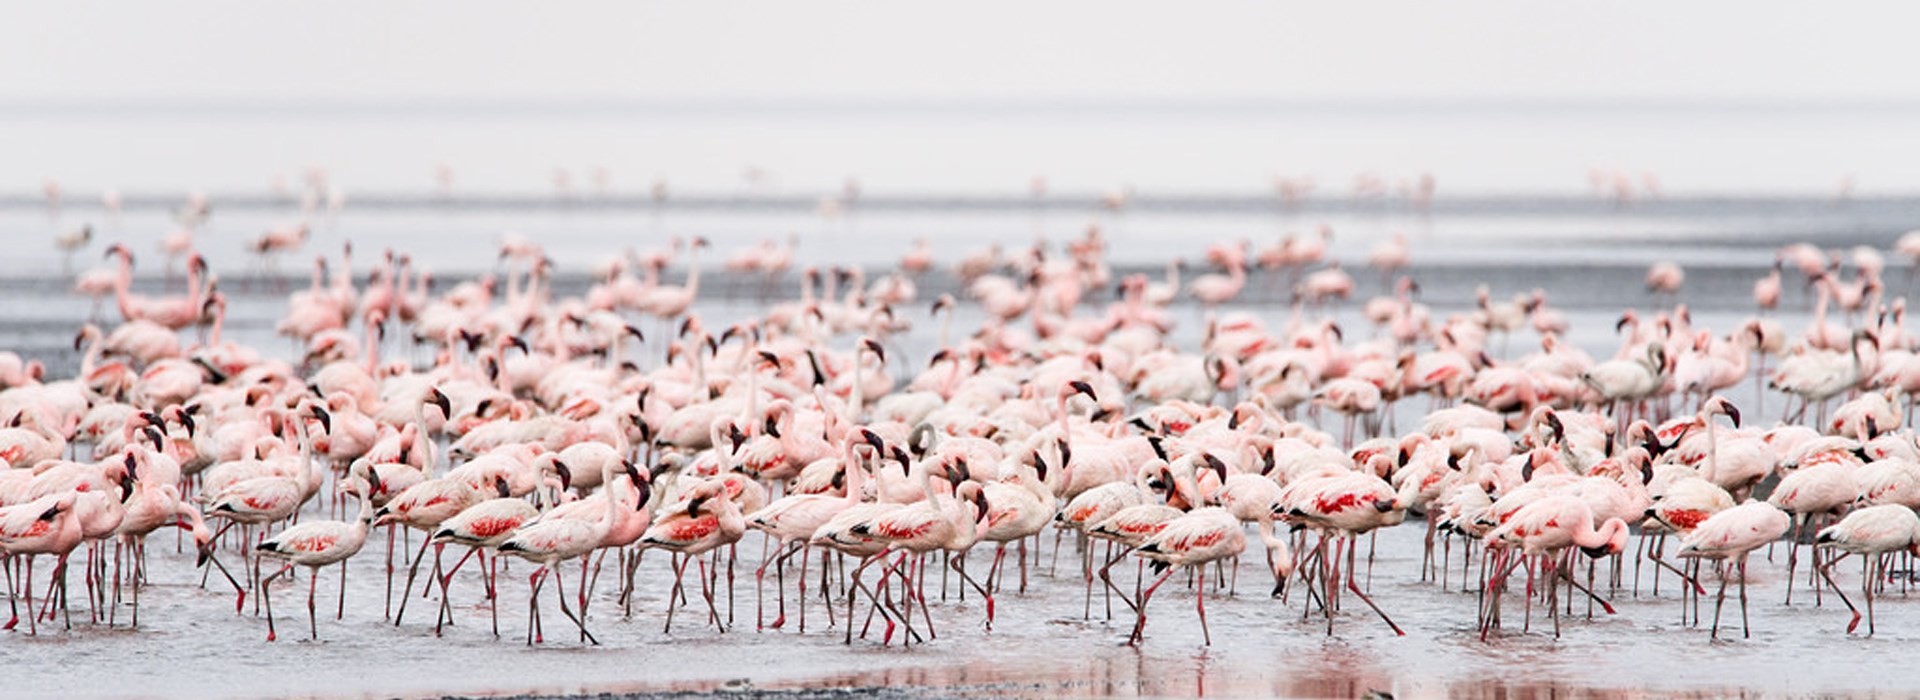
16,520,1920,700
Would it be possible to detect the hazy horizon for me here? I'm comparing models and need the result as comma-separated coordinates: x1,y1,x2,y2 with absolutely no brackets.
6,2,1918,196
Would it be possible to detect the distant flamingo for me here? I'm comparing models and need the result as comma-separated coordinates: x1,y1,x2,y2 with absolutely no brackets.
1188,260,1247,308
1754,262,1782,312
1647,262,1685,302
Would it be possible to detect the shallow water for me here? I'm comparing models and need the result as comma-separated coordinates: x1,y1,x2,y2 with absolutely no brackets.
2,198,1916,699
21,518,1920,700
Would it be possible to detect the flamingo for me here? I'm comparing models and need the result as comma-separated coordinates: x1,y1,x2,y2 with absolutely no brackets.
637,479,746,635
496,458,629,644
0,493,83,633
744,433,879,631
425,476,524,636
1127,507,1245,645
1368,233,1410,284
257,471,378,641
105,244,207,330
642,237,710,322
1647,261,1685,300
1483,495,1630,638
1675,500,1791,639
1814,504,1920,635
1188,260,1247,307
1754,262,1783,311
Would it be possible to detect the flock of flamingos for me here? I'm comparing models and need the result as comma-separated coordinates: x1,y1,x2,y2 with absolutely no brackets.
10,216,1920,650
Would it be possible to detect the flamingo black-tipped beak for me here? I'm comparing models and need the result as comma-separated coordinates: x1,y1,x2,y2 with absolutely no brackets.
863,338,885,363
1725,402,1742,428
861,428,885,451
428,388,452,419
495,476,512,498
552,461,573,491
686,495,708,519
309,406,331,435
1068,380,1096,400
143,426,166,453
1373,499,1396,513
1203,453,1228,481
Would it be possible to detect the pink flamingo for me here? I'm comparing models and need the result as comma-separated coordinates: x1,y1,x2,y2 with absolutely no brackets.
638,479,746,635
496,459,628,645
1815,504,1920,635
105,244,206,330
0,493,83,634
425,476,523,636
1754,262,1782,312
1675,500,1791,639
256,472,377,641
1127,507,1244,645
1647,261,1685,301
1188,259,1247,307
1483,495,1629,638
745,432,878,631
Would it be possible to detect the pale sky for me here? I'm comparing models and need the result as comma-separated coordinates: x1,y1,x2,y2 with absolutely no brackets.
4,1,1916,103
4,2,1917,196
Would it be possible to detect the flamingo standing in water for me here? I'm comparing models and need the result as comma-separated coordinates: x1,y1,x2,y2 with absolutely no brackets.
1814,503,1920,635
105,244,207,330
497,459,629,644
256,471,378,641
745,432,879,631
426,476,524,637
1368,233,1410,285
1482,495,1629,638
1675,500,1791,639
642,237,710,324
639,479,747,635
0,493,84,634
1647,261,1685,302
1754,262,1783,312
1188,259,1247,308
1127,507,1244,645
